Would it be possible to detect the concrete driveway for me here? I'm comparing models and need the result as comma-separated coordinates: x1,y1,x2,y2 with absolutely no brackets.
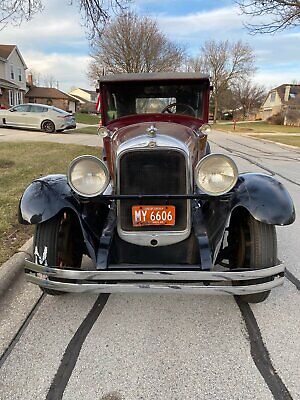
0,130,299,400
0,125,101,147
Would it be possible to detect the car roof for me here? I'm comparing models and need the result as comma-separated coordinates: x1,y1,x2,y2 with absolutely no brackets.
98,72,210,84
26,103,53,108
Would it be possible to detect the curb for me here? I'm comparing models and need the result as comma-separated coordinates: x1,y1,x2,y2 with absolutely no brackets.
0,237,33,298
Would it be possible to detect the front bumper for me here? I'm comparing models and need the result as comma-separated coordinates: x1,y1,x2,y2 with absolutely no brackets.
25,260,285,295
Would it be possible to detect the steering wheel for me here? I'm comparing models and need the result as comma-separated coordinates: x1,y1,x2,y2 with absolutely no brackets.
161,102,196,117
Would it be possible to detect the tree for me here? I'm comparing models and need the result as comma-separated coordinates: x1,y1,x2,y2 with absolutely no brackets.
233,79,266,119
88,12,185,81
237,0,300,34
184,55,205,73
0,0,130,38
43,74,59,89
201,40,255,122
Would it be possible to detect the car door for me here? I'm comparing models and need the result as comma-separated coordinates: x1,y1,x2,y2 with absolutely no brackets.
27,105,48,129
5,104,31,127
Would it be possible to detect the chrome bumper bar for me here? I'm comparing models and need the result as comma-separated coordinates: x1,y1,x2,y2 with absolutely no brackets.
25,260,285,295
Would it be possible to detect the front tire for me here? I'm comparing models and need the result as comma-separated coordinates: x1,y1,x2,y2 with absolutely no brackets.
34,211,83,295
42,120,56,133
228,210,277,303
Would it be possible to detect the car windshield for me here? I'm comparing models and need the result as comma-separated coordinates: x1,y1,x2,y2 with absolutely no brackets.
105,82,205,121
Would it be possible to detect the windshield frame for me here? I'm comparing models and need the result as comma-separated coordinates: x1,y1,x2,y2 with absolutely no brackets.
99,78,210,126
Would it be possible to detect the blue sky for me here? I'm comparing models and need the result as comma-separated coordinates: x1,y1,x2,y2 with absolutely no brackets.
1,0,299,91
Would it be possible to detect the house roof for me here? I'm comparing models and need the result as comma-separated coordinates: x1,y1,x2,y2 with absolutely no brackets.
0,78,21,90
25,86,79,102
78,88,97,95
0,44,27,68
0,44,15,60
98,72,210,84
274,84,300,103
69,93,95,104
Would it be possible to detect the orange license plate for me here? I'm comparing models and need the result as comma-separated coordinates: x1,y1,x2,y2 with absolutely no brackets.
132,205,176,227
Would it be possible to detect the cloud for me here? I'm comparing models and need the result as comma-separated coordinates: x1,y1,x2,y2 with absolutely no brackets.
254,69,300,90
23,51,92,92
155,6,243,37
0,0,93,91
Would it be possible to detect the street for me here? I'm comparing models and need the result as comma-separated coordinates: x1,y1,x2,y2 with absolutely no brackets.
0,130,299,400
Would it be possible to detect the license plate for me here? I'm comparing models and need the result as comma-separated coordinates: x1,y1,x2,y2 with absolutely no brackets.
132,205,175,227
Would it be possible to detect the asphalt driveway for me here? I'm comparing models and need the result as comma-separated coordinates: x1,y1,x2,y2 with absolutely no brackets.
0,125,101,147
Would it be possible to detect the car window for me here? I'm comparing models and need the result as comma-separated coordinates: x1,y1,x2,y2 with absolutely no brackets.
29,105,48,113
51,107,67,115
12,105,30,112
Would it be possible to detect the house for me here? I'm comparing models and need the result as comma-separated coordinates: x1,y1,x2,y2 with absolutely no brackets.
68,88,97,112
25,85,79,113
0,44,27,108
261,84,300,125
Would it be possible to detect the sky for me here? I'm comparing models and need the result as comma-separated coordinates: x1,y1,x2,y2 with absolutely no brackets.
0,0,299,92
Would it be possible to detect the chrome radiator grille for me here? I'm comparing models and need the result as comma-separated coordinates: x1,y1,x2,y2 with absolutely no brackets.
118,149,188,231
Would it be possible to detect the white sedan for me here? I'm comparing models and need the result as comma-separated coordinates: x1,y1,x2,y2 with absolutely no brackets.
0,103,76,133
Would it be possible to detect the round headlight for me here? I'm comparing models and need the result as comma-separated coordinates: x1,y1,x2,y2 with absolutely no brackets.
195,154,238,196
199,124,212,134
68,155,109,197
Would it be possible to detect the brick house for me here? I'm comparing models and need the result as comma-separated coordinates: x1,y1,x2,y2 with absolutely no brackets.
25,86,79,113
0,44,27,108
261,84,300,125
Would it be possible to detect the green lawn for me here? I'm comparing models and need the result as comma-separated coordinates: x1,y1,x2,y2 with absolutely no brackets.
75,112,100,125
250,135,300,147
0,142,100,266
71,126,98,135
214,121,300,134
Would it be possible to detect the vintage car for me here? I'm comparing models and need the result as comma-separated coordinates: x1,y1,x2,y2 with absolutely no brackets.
19,72,295,303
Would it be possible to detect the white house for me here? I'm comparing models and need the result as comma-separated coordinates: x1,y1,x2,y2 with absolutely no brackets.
0,44,27,108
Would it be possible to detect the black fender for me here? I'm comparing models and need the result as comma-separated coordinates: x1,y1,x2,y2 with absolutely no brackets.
202,173,295,262
232,173,295,225
18,174,101,263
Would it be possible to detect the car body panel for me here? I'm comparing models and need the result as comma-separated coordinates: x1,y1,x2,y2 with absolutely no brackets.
0,103,76,131
18,72,295,296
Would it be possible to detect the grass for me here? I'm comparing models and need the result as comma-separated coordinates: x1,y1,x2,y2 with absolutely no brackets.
71,126,98,135
0,142,100,266
250,135,300,147
75,112,100,125
214,121,300,134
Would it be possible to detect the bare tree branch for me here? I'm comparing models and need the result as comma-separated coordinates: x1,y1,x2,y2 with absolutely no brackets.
232,79,266,119
200,40,256,122
88,12,185,82
237,0,300,34
0,0,130,37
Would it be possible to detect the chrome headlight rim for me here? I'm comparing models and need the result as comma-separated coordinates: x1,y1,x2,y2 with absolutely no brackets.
68,155,110,198
195,153,238,196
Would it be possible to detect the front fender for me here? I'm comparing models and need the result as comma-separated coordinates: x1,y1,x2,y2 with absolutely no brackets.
18,174,98,264
233,173,295,225
18,174,79,224
202,173,295,263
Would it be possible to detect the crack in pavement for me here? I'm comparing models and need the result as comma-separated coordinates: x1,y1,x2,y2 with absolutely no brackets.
0,293,45,369
235,298,293,400
46,293,110,400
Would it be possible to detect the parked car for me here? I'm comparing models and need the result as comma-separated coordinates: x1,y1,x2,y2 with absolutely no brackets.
0,103,76,133
19,73,295,303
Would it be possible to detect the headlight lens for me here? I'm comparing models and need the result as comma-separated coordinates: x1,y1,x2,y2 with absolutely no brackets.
195,154,238,196
68,155,109,197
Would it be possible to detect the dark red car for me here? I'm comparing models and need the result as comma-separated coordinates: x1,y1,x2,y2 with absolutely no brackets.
19,73,295,303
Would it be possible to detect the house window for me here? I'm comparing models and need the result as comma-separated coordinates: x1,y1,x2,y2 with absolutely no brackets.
16,91,23,105
8,90,14,106
270,92,276,102
18,68,22,82
10,65,15,80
